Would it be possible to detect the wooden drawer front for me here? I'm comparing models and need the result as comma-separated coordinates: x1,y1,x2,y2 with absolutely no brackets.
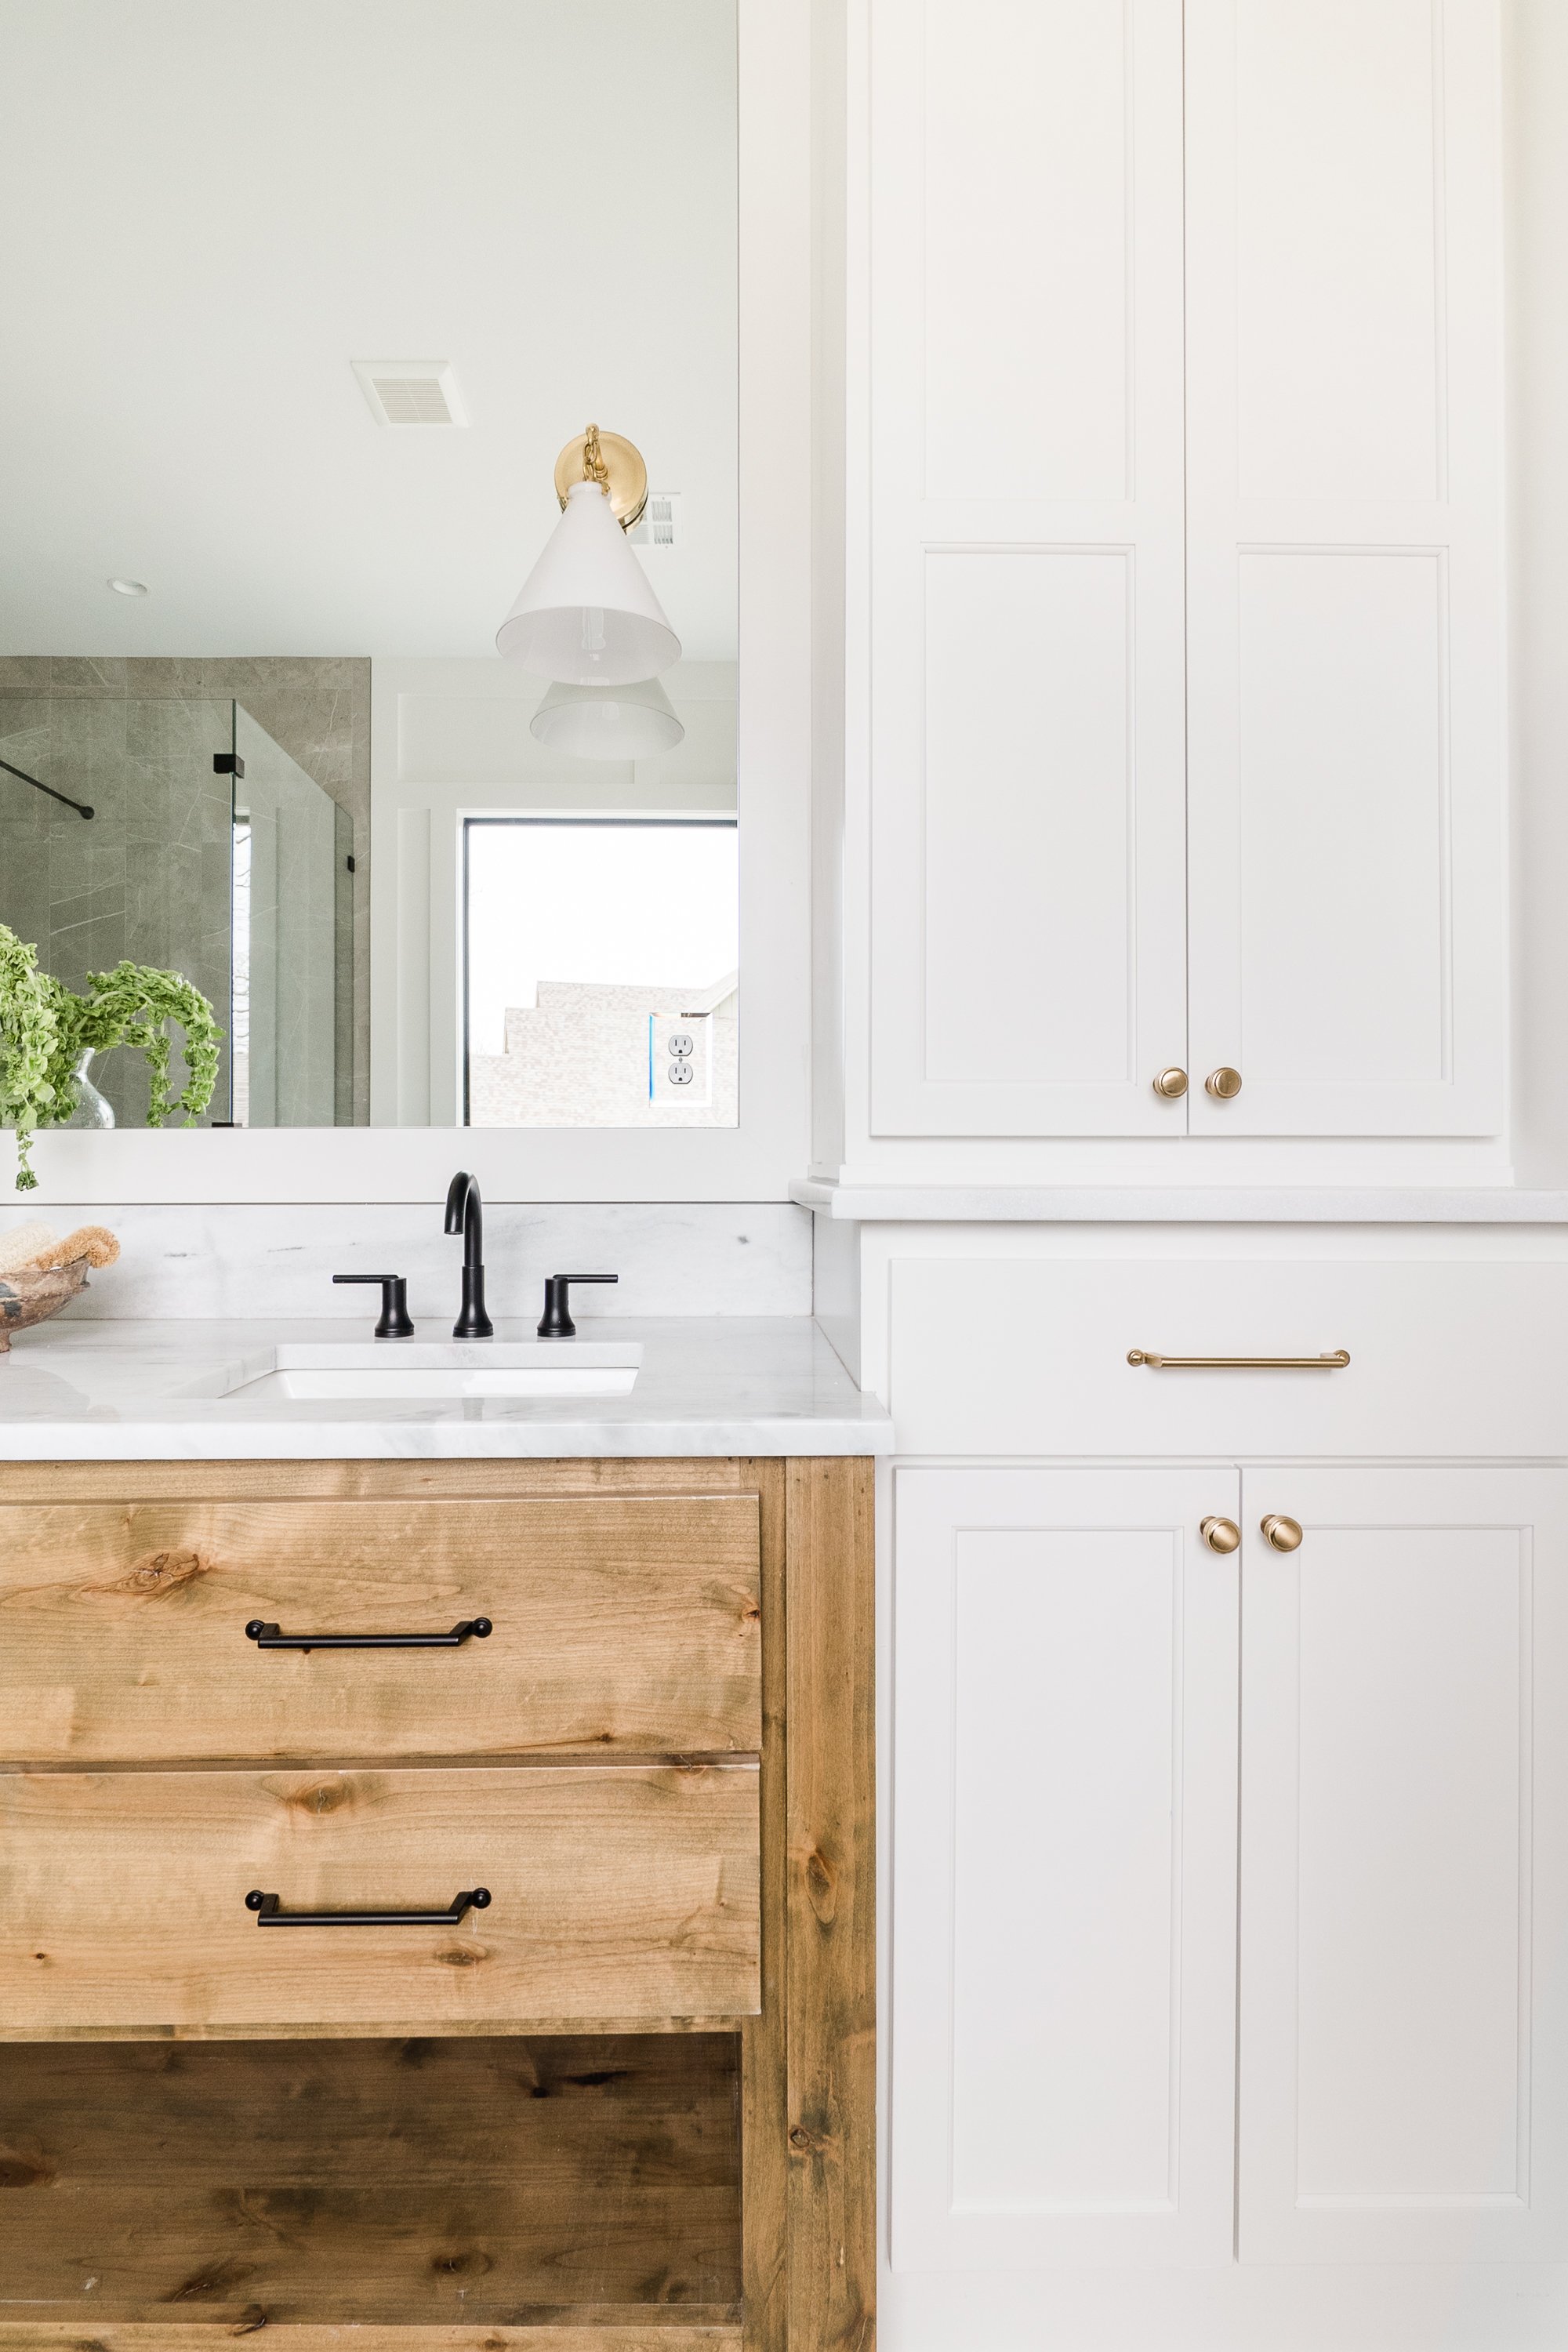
0,1496,761,1764
891,1256,1568,1457
0,1763,759,2033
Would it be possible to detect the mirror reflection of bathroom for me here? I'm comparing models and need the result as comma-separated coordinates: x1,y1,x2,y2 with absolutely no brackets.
0,699,350,1130
0,0,739,1133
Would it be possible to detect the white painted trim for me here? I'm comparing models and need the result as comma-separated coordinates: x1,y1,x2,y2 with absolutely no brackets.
794,1178,1568,1222
4,0,811,1207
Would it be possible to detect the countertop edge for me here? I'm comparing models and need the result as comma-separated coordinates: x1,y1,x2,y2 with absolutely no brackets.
793,1181,1568,1225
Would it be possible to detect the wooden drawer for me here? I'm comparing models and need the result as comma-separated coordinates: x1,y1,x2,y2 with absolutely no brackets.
0,1762,759,2033
891,1255,1568,1457
0,1495,760,1763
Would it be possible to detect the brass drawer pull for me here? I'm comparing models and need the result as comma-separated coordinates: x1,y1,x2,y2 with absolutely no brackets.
1200,1516,1241,1555
1127,1349,1350,1370
245,1887,491,1927
245,1617,492,1652
1261,1515,1304,1553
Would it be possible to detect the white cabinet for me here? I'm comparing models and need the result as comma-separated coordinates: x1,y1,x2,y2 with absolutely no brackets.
868,0,1189,1138
865,0,1505,1142
1239,1466,1568,2261
1185,1,1506,1136
891,1457,1568,2273
891,1467,1241,2266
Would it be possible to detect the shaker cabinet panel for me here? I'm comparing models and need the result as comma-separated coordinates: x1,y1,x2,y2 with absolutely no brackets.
1239,1468,1568,2260
868,0,1189,1137
861,0,1507,1150
891,1467,1240,2266
1184,0,1507,1135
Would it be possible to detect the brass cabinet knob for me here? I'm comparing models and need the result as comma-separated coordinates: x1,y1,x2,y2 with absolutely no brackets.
1152,1067,1189,1099
1204,1066,1243,1100
1200,1515,1241,1555
1261,1514,1304,1553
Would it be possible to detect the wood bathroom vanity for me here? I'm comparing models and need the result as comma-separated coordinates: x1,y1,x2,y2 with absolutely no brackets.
0,1453,874,2352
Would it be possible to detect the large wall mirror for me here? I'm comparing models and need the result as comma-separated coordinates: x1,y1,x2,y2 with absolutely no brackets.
0,0,747,1161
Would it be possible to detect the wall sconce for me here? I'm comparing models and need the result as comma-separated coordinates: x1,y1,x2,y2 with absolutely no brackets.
530,675,685,760
495,425,681,684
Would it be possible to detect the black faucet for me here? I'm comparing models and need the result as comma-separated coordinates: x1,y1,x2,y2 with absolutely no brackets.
443,1171,494,1338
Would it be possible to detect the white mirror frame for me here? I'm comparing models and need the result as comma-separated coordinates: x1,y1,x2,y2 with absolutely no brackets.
5,0,809,1207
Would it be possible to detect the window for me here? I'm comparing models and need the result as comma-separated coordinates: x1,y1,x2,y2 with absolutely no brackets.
462,816,739,1127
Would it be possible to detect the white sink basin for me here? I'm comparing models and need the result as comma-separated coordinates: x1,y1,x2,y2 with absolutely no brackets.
207,1341,641,1403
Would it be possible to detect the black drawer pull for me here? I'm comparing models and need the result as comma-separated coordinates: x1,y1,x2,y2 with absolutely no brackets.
245,1617,492,1652
245,1887,491,1927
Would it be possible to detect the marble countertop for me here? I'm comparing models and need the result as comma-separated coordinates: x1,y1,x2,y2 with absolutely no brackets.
0,1317,892,1461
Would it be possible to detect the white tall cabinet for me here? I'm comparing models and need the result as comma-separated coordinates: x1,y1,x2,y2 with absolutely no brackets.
827,0,1565,2343
862,0,1505,1146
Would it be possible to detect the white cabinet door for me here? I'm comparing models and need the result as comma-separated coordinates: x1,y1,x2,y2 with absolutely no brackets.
868,0,1189,1137
891,1467,1240,2266
1239,1468,1568,2260
1185,0,1507,1136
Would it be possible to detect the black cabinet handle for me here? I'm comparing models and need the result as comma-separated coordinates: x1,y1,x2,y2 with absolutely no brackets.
245,1888,491,1927
245,1617,492,1652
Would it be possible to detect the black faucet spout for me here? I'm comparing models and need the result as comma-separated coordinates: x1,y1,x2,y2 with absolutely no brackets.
443,1171,494,1338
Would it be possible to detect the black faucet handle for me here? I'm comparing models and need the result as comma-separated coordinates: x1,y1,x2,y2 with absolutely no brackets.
332,1273,415,1339
538,1273,619,1339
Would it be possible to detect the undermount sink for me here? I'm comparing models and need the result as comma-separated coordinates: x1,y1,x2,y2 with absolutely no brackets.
208,1341,642,1403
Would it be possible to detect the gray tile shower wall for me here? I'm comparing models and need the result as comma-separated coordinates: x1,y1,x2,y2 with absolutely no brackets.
4,1200,813,1323
0,656,370,1120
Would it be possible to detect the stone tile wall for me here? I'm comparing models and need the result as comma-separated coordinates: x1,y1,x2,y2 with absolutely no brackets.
0,657,369,1121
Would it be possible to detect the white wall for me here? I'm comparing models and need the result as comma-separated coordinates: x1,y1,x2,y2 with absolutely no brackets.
1508,0,1568,1185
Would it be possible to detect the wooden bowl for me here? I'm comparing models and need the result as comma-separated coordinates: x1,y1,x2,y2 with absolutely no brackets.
0,1258,91,1351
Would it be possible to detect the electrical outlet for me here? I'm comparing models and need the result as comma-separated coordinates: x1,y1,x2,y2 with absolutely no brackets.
649,1014,712,1105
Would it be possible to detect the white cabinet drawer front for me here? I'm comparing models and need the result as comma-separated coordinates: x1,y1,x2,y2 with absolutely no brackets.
891,1466,1240,2267
1238,1467,1568,2260
891,1257,1568,1457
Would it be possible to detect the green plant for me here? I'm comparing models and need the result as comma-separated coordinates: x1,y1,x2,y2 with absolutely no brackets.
0,924,224,1190
0,926,63,1190
49,962,223,1131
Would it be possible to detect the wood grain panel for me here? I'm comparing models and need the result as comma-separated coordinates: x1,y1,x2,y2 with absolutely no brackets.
0,1765,759,2034
0,2034,740,2329
0,2333,739,2351
739,1462,788,2352
0,1460,747,1503
785,1461,875,2352
0,1497,760,1763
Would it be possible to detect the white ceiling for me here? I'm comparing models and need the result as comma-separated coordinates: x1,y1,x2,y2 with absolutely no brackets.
0,0,738,659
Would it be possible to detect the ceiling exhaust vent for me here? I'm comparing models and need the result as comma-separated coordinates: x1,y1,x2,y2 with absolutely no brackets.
353,361,468,428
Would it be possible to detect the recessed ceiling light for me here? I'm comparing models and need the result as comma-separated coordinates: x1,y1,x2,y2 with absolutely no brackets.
107,578,148,597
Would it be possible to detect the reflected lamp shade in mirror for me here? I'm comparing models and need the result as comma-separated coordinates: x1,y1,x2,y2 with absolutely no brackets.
495,481,681,684
529,676,685,760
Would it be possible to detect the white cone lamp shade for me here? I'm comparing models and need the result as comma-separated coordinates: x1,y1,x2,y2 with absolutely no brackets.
496,481,681,684
530,675,685,760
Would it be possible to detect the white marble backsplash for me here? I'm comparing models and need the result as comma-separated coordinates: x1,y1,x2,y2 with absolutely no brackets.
1,1202,811,1323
